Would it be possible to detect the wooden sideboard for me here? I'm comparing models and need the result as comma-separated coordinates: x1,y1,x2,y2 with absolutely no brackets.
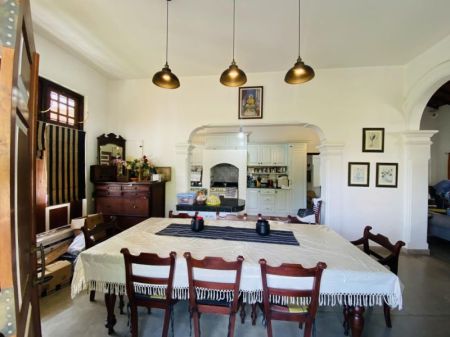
93,181,165,229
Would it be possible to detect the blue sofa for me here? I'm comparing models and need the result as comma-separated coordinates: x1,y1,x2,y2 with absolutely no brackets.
428,212,450,242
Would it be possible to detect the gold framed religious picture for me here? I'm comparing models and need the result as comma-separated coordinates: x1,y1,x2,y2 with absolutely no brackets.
376,163,398,188
362,128,384,152
348,162,370,187
239,86,263,119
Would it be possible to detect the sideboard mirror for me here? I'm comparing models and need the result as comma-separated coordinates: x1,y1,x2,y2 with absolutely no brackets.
97,133,126,165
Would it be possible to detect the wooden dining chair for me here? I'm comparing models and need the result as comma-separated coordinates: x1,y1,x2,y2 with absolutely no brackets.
121,248,177,337
348,226,405,329
259,259,327,337
183,252,244,337
287,199,322,224
81,214,122,304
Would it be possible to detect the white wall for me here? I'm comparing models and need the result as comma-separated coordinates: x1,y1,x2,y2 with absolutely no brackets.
35,34,110,213
107,66,406,242
420,105,450,185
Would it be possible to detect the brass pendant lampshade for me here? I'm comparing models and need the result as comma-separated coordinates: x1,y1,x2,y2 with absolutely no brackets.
220,0,247,87
285,0,314,84
153,0,180,89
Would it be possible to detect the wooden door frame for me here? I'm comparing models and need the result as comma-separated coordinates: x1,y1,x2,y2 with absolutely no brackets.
0,0,41,336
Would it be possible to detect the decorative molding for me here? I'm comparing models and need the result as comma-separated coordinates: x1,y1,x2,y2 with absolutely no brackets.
401,130,438,145
0,287,16,336
0,0,18,50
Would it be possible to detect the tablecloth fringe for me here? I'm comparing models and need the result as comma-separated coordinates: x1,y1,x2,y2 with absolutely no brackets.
73,281,402,309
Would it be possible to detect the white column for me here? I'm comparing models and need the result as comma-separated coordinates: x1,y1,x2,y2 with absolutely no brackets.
317,143,345,233
175,143,193,194
401,131,438,251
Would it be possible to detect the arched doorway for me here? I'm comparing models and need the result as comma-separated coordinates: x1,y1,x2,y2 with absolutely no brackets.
173,123,346,232
419,81,450,250
402,61,450,250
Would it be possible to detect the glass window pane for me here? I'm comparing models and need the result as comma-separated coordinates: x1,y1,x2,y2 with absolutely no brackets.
68,98,75,107
59,103,67,115
59,116,67,123
50,113,58,120
68,107,75,117
59,95,67,104
50,100,58,112
50,91,58,100
68,118,75,125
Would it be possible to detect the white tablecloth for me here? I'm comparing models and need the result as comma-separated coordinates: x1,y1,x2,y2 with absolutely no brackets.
71,218,403,309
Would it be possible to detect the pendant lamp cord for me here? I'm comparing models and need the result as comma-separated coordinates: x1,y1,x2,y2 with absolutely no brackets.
165,0,169,66
232,0,236,62
298,0,301,57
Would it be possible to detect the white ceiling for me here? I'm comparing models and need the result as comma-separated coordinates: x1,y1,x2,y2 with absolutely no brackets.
31,0,450,79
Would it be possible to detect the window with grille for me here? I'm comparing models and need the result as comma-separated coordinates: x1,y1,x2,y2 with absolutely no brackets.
38,77,84,129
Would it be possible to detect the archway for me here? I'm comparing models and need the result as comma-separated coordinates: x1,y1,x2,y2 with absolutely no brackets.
401,60,450,250
174,122,345,232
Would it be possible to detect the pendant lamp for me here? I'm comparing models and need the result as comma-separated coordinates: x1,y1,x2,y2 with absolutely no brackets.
153,0,180,89
285,0,314,84
220,0,247,87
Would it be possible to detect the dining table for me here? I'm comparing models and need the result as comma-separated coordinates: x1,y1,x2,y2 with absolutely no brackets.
71,217,403,337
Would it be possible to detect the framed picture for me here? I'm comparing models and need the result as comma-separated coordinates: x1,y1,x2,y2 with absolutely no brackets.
348,162,370,187
376,163,398,188
239,86,263,119
362,128,384,152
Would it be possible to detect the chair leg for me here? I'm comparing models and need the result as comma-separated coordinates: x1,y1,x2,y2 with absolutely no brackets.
228,313,237,337
161,308,171,337
130,304,138,337
118,295,125,314
89,290,95,302
192,311,201,337
304,320,313,337
240,303,246,324
251,303,257,325
343,304,350,335
383,302,392,328
265,317,273,337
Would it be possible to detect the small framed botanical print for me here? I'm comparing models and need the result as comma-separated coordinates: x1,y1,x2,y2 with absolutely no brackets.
362,128,384,152
238,86,263,119
376,163,398,188
348,162,370,187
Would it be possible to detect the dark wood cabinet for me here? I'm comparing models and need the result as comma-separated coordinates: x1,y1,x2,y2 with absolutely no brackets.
94,182,165,229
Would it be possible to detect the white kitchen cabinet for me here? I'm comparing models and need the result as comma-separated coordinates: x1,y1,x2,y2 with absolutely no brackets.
247,144,287,166
271,144,287,166
288,143,307,214
274,189,289,214
246,189,260,214
246,188,290,216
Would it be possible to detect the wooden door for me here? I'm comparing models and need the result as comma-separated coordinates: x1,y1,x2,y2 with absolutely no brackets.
0,1,41,337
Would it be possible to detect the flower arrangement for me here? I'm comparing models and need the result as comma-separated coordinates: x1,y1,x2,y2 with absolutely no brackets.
126,155,156,180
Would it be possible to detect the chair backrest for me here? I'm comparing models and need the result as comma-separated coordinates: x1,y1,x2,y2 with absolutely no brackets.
312,198,322,224
121,248,176,302
82,214,116,249
169,210,196,218
353,226,405,275
259,259,327,319
184,252,244,312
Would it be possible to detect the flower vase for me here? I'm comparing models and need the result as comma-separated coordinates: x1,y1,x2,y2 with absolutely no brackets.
138,169,143,182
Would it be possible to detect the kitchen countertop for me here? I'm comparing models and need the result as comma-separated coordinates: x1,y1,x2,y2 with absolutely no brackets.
247,187,291,190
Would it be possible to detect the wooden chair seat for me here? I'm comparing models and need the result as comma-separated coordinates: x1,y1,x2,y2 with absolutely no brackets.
121,248,177,337
184,252,244,337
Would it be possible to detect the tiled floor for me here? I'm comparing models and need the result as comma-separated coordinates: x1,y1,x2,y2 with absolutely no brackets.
40,239,450,337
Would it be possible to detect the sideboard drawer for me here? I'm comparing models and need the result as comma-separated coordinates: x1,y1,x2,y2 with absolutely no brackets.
121,197,148,216
95,197,122,215
122,184,149,192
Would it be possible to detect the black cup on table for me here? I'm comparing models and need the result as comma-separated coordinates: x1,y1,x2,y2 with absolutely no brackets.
191,216,204,232
256,219,270,236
